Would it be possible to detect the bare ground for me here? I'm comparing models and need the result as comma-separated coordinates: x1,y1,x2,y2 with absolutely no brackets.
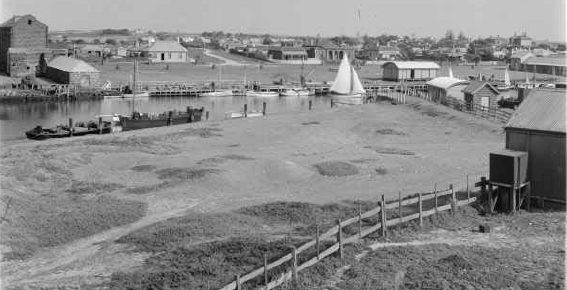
0,97,505,288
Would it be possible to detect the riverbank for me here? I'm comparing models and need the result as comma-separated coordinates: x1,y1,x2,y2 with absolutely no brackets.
0,95,506,288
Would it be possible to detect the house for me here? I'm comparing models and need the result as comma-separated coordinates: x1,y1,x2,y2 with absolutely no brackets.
0,14,50,77
462,81,501,110
426,77,469,103
141,41,188,63
382,61,440,81
79,44,106,58
46,56,100,87
509,33,534,49
305,44,356,64
504,89,566,207
509,51,533,71
378,46,401,60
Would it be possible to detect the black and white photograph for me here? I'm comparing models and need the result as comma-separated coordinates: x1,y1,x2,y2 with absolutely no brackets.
0,0,565,289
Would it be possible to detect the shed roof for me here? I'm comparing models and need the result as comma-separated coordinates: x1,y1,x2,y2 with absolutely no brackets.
524,56,567,67
463,81,500,95
384,61,440,69
143,41,188,52
426,77,469,90
47,56,99,73
505,89,566,133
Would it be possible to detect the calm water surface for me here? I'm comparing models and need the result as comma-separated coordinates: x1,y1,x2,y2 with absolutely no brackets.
0,96,332,142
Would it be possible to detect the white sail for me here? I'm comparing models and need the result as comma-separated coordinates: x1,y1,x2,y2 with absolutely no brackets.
448,66,454,78
330,54,365,95
351,67,365,94
330,55,352,94
504,68,511,86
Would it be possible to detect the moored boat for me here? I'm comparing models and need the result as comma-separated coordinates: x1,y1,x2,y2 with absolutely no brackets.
246,90,279,97
119,107,204,131
25,125,71,140
329,54,366,101
199,90,234,97
280,89,311,96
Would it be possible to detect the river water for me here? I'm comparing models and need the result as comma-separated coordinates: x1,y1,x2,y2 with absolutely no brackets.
0,96,332,142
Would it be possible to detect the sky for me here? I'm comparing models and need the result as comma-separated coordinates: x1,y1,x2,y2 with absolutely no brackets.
1,0,565,41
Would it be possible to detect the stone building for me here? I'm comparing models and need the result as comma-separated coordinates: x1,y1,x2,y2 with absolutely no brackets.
0,15,50,77
46,56,100,87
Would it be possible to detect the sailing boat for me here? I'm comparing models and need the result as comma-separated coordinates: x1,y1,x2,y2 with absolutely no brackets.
329,54,365,103
496,68,513,91
104,60,149,99
200,65,234,97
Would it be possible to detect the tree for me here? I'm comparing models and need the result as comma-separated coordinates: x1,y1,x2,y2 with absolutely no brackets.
105,39,117,46
75,39,85,44
445,30,455,41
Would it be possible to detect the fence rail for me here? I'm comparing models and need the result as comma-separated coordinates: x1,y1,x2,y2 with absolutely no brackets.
219,180,482,290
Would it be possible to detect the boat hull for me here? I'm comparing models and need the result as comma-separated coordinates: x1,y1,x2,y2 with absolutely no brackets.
246,91,279,97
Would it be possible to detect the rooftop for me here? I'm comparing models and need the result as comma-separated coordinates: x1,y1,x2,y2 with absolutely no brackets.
505,89,566,133
384,61,440,69
524,56,567,67
143,41,188,52
426,77,469,90
463,81,500,95
47,56,99,73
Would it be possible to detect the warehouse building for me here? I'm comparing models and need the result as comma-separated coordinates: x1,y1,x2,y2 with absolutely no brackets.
46,56,100,87
504,89,566,206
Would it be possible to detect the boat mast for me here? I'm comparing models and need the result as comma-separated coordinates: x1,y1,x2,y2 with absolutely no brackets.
132,59,137,114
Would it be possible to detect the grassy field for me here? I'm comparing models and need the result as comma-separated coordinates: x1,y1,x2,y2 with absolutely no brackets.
0,94,546,289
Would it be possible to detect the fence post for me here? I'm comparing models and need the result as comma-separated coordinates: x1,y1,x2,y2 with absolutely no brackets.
434,183,438,214
262,102,267,116
291,247,298,285
358,203,362,238
380,195,387,237
244,104,248,118
235,274,241,290
480,176,487,202
466,175,470,200
68,118,73,137
418,192,423,228
309,100,312,111
337,219,343,263
330,99,334,108
98,117,103,134
206,111,209,121
264,253,268,288
316,224,320,259
398,191,402,222
450,184,456,215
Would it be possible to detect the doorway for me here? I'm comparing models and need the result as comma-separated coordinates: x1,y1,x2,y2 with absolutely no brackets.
161,53,165,61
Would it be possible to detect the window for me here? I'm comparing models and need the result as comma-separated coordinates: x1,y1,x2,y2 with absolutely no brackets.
28,19,32,25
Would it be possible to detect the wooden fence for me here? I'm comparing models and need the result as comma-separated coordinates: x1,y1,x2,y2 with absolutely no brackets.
219,180,481,290
414,92,513,124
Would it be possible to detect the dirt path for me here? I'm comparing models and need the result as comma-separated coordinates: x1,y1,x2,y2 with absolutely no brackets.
203,49,248,66
1,200,201,288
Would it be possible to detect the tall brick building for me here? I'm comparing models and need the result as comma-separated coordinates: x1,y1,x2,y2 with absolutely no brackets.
0,15,51,77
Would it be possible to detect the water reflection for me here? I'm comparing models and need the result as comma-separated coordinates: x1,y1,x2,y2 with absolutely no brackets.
0,96,331,141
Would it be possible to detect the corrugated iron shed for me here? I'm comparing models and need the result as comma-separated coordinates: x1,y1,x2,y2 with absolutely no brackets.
505,89,566,133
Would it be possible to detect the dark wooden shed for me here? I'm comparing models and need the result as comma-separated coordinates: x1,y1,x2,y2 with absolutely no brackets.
504,89,566,207
463,81,501,110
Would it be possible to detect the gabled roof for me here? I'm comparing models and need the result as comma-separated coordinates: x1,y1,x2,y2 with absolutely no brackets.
463,81,500,95
524,56,567,67
426,77,469,90
1,15,45,27
47,56,99,73
505,89,566,133
384,61,440,69
143,41,187,52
